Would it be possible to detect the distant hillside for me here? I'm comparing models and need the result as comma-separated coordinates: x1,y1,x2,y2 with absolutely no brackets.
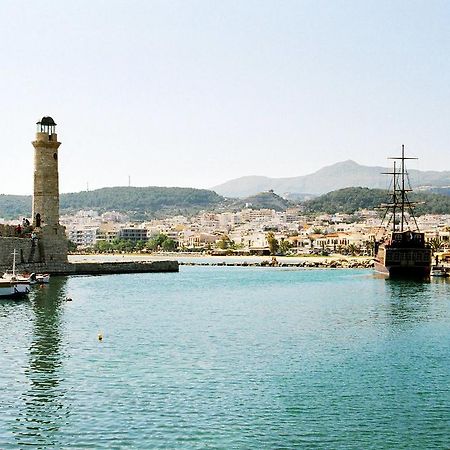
0,187,224,220
60,187,223,215
426,187,450,196
212,160,450,198
0,194,32,219
2,185,449,220
231,191,293,212
303,187,450,216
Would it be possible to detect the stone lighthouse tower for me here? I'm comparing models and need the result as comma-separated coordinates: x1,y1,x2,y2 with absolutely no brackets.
32,117,67,264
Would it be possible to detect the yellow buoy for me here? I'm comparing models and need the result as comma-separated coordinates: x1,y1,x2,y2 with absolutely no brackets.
98,333,103,341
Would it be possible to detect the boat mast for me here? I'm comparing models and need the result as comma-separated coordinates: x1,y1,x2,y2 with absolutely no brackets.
401,144,405,232
392,161,397,233
12,249,17,277
388,145,417,232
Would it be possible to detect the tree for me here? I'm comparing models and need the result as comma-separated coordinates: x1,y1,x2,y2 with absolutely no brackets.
95,240,112,252
162,238,177,251
67,240,77,253
364,239,375,256
217,235,231,250
279,238,292,255
135,240,146,251
266,232,279,255
429,237,443,253
146,233,167,251
146,233,177,252
345,243,360,256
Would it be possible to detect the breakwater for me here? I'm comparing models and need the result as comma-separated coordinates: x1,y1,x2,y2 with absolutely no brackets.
179,258,373,269
0,260,179,276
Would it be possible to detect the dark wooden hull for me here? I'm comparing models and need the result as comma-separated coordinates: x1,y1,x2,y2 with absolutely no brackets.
374,246,432,279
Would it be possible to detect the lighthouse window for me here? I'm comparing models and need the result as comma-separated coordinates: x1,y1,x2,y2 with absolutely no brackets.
53,153,57,160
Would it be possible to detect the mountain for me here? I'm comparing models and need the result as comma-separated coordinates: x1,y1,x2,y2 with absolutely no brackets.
212,160,450,198
0,187,224,220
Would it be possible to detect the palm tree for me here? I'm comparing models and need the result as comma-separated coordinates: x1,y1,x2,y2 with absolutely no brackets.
429,237,443,253
266,232,279,255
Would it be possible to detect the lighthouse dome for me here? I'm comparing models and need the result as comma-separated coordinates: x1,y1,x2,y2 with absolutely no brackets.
37,116,57,126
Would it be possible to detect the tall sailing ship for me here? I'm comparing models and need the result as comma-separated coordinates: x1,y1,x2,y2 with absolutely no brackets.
374,145,432,278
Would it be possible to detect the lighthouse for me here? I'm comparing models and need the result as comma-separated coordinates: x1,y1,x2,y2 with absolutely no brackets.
32,116,61,227
31,116,67,263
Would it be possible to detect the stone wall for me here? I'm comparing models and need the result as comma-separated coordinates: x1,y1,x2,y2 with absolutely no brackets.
0,257,179,275
0,237,41,269
0,226,68,270
0,224,29,238
68,260,179,275
38,224,68,264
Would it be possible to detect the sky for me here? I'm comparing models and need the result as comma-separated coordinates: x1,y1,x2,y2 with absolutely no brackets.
1,0,450,195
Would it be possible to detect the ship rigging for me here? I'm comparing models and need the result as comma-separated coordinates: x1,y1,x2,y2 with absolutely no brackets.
374,145,432,278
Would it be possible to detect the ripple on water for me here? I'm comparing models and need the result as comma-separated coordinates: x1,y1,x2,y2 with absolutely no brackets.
0,268,449,449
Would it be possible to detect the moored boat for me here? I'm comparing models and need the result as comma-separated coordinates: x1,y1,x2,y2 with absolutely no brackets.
430,266,449,277
1,270,36,284
1,271,50,285
0,279,30,299
35,273,50,284
0,250,31,298
374,146,432,279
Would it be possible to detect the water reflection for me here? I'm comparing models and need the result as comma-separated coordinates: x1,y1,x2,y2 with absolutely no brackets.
14,277,69,447
384,279,433,324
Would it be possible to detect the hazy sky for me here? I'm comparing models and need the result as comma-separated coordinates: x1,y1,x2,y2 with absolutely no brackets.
1,0,449,195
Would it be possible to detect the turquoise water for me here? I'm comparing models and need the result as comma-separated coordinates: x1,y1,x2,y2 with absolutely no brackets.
0,267,449,449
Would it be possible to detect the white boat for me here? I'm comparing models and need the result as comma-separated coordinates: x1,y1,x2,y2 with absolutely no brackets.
1,270,36,284
35,273,50,284
0,279,30,299
0,250,31,299
2,272,50,285
430,266,449,277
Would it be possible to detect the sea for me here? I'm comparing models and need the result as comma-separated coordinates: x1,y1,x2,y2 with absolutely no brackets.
0,266,449,449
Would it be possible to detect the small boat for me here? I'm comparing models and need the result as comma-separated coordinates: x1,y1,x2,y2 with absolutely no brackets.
35,273,50,284
0,279,30,299
430,266,449,277
374,146,432,279
1,270,36,285
0,250,31,299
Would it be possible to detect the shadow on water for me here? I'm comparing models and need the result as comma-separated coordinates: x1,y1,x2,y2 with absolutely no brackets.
383,278,434,325
14,277,69,448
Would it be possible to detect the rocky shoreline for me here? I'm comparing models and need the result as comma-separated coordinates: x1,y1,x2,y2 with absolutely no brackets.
179,258,374,269
68,254,374,269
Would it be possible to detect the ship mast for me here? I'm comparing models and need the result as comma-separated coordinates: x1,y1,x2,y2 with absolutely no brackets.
380,161,399,233
401,144,406,231
392,161,397,233
388,145,418,232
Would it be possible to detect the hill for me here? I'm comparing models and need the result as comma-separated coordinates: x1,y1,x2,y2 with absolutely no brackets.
0,186,224,220
0,194,32,220
212,160,450,198
231,190,293,212
303,187,450,215
2,185,450,220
